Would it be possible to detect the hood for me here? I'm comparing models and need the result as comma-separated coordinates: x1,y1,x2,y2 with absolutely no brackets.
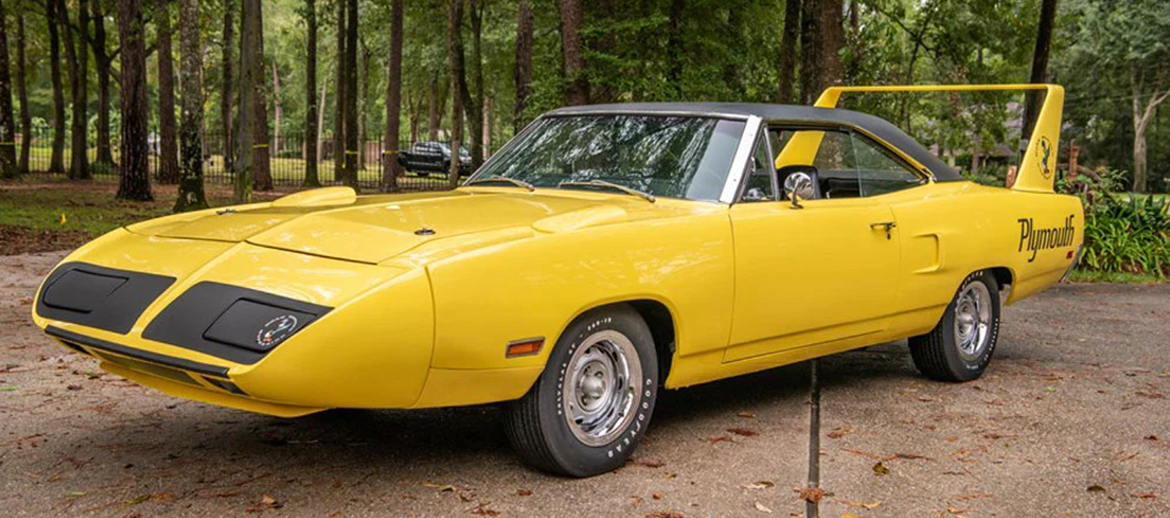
127,189,705,264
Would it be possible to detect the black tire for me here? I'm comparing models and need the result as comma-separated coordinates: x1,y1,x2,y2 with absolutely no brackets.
504,304,659,477
909,270,1001,382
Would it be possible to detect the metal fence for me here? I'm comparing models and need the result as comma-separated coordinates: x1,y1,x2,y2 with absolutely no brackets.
18,129,465,192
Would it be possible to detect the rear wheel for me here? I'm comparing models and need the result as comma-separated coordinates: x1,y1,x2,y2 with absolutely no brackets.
504,305,659,477
909,270,1001,382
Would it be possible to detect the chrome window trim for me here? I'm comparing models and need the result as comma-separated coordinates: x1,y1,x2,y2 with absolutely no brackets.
720,115,763,204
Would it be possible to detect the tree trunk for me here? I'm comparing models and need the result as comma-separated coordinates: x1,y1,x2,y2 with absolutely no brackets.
427,74,439,140
252,5,271,192
234,0,259,202
382,0,403,191
304,0,320,186
0,0,17,178
821,0,844,88
465,0,484,170
47,0,65,173
175,0,207,212
90,0,114,167
1130,69,1170,193
333,0,346,181
358,41,369,171
272,60,281,160
447,0,464,189
155,0,179,183
342,0,358,187
317,77,327,171
798,0,823,105
116,0,153,200
61,0,89,179
777,0,800,103
483,94,492,158
558,0,587,106
221,0,234,175
666,0,683,97
513,0,533,132
1021,0,1057,144
15,13,31,175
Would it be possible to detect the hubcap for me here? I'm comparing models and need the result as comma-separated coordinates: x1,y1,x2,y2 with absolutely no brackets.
953,281,992,361
561,330,642,447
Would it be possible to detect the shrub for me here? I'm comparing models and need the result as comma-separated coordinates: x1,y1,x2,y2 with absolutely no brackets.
1080,194,1170,278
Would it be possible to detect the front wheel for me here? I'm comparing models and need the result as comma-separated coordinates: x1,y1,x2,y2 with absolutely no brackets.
909,270,1001,382
504,305,659,477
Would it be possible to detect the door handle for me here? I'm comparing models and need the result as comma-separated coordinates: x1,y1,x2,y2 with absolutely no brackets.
870,221,896,239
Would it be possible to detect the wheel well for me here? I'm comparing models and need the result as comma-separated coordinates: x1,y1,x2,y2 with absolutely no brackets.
625,300,675,383
988,267,1013,291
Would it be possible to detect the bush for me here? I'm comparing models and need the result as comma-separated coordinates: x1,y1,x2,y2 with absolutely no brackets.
1081,194,1170,278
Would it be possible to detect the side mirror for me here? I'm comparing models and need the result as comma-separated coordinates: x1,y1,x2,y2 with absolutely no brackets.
780,165,820,208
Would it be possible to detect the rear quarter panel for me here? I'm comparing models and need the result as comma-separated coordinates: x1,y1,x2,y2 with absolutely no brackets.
888,181,1083,333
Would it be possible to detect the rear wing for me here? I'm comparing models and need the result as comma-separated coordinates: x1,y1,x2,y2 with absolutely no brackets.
815,84,1065,193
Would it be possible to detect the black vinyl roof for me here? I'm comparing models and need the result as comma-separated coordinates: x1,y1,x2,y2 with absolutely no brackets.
546,103,963,181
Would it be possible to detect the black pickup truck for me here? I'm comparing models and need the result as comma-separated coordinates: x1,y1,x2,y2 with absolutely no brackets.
398,141,473,177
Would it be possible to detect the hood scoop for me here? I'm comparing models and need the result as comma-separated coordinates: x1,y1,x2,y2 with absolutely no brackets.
532,205,628,234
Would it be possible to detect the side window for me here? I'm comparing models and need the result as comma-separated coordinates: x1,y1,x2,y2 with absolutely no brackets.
740,135,776,202
851,134,926,197
812,130,861,199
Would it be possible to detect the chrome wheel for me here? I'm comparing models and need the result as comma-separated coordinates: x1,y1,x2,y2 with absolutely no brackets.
561,330,642,447
953,281,992,361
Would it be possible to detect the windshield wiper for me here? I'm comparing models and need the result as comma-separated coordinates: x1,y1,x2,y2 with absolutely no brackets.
557,179,656,203
464,175,535,191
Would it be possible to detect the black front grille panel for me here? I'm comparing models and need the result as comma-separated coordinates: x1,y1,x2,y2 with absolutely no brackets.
36,262,176,335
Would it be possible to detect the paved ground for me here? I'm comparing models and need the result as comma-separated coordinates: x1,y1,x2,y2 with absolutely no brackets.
1,251,1167,518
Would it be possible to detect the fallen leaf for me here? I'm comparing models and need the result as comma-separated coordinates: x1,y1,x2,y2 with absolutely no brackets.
872,462,890,476
840,514,864,518
645,512,684,518
64,491,86,498
827,427,854,439
743,481,775,490
627,496,645,507
727,427,759,437
957,493,992,500
652,492,665,500
1130,492,1157,499
738,411,757,418
794,487,825,503
839,500,881,509
1144,435,1158,441
125,494,151,506
946,506,967,514
1087,485,1106,493
631,459,666,468
754,502,773,513
517,489,532,496
67,385,82,391
707,435,731,444
471,503,500,517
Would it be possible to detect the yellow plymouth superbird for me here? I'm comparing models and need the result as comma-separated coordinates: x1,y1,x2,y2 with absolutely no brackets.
33,85,1081,477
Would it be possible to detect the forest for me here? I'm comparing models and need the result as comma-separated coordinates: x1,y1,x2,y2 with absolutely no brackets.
0,0,1166,210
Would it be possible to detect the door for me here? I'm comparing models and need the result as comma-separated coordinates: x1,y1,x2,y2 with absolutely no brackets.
723,127,907,362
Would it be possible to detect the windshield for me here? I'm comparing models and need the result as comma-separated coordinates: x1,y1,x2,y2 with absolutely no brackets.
473,115,746,201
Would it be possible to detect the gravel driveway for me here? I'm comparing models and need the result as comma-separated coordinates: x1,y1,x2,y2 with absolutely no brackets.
2,251,1167,517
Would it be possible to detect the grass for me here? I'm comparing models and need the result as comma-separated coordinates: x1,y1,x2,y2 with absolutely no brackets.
1067,268,1166,284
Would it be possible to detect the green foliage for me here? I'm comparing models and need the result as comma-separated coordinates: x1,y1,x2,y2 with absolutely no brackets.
1080,191,1170,278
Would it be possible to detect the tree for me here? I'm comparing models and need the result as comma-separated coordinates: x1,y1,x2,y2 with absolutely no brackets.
464,0,484,169
0,0,17,178
381,0,402,191
513,0,533,131
821,0,844,88
1021,0,1057,146
235,0,260,203
447,0,463,188
155,0,180,183
222,0,235,175
558,0,586,105
90,0,115,168
333,0,345,181
175,0,207,212
303,0,321,187
116,0,153,201
1069,0,1170,192
46,0,65,174
777,0,800,103
252,3,272,191
342,0,358,187
60,0,89,179
798,0,822,104
14,14,30,175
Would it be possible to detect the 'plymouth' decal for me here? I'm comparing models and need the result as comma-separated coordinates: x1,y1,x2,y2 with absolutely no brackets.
1018,215,1075,262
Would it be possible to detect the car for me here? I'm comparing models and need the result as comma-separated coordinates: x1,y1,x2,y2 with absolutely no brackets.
398,140,472,176
32,84,1081,478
